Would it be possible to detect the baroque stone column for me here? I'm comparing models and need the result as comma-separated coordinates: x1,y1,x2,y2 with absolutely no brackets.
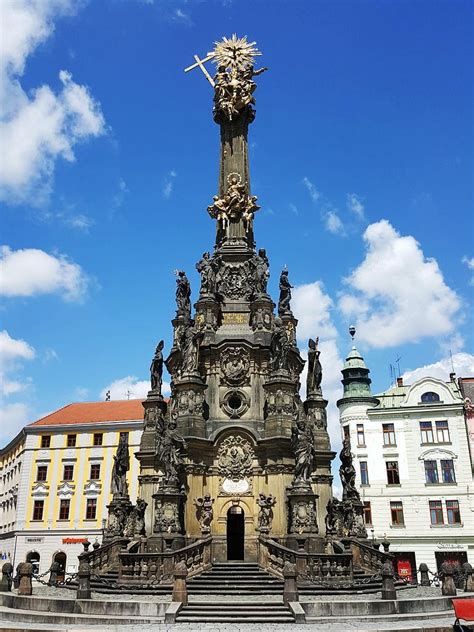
263,371,296,438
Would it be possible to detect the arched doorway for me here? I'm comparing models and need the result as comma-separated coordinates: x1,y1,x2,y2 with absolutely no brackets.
226,506,245,560
53,552,67,582
26,551,40,575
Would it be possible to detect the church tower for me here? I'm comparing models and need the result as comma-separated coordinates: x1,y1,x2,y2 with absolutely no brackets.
135,36,335,561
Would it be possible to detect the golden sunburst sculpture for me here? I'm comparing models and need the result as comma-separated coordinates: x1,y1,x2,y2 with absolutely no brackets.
209,34,261,71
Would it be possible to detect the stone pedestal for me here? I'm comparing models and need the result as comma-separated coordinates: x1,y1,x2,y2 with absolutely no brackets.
195,296,220,332
305,394,330,450
250,295,274,339
153,487,186,536
263,371,296,438
104,496,133,542
287,483,319,534
172,373,207,437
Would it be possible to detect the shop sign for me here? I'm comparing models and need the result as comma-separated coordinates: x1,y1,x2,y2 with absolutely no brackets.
62,538,88,544
437,543,465,550
25,537,44,543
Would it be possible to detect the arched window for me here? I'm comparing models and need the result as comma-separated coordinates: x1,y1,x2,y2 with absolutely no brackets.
421,391,440,403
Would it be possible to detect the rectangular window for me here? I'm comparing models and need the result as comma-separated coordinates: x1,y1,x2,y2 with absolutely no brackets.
90,463,101,480
59,499,70,520
429,500,444,525
93,433,103,446
67,434,77,447
40,435,51,448
363,501,372,526
356,424,365,446
446,500,461,525
436,420,450,443
441,459,456,483
420,421,434,444
424,460,439,484
386,461,400,485
85,498,97,520
390,501,404,526
383,423,396,446
63,465,74,481
36,465,47,481
32,500,44,521
360,461,369,485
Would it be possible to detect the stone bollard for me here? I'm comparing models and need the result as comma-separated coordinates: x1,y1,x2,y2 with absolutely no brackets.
283,560,299,605
381,561,397,600
419,563,430,587
76,561,92,600
17,562,33,596
462,562,474,592
48,561,59,587
172,560,188,607
0,563,13,592
441,562,456,596
82,539,91,553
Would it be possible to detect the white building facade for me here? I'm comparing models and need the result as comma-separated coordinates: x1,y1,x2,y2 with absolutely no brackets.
338,344,474,582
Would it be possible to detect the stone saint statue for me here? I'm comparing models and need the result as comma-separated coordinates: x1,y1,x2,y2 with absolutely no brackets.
175,270,191,319
291,416,316,486
270,317,290,372
111,433,130,498
124,498,147,538
339,438,359,501
196,252,217,296
256,493,277,532
278,270,293,315
253,248,269,295
193,494,214,533
306,337,322,395
157,420,187,488
181,323,204,374
150,340,164,392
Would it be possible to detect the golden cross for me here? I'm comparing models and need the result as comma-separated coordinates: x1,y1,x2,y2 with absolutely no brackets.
184,53,215,87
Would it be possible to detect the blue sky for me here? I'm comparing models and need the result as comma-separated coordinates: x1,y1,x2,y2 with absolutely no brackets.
1,0,473,448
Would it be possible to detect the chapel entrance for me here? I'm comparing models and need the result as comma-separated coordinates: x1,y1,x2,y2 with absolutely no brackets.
226,506,245,560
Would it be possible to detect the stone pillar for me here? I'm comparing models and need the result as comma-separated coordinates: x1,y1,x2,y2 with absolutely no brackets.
195,296,220,334
263,371,297,439
419,563,430,587
305,394,330,450
381,561,397,600
462,562,474,592
172,561,188,606
150,488,186,551
0,563,13,591
441,562,456,596
250,295,274,341
17,562,33,596
283,561,298,605
77,561,92,600
48,562,59,587
287,484,319,535
172,373,207,438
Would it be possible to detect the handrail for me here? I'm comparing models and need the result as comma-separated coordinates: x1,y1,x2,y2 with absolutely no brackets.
78,537,130,572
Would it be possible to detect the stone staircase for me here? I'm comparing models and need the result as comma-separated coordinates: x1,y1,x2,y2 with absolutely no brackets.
176,601,296,624
186,562,284,595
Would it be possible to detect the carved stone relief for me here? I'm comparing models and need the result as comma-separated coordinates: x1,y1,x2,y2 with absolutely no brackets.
217,435,254,481
220,347,250,386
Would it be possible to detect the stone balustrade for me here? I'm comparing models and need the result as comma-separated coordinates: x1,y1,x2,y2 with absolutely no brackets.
79,537,130,573
344,537,393,573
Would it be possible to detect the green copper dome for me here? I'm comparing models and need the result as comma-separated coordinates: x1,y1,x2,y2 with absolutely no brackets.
337,329,379,405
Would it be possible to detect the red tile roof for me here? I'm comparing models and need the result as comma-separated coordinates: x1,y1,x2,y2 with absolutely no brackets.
29,400,145,427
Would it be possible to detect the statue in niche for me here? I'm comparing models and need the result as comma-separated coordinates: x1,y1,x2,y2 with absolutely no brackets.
291,412,316,486
181,323,204,374
306,337,322,395
278,269,293,315
157,420,187,488
256,493,277,532
193,494,214,533
339,438,359,501
111,433,130,497
124,498,147,538
269,317,290,372
253,248,269,295
175,270,191,319
196,252,217,296
150,340,164,393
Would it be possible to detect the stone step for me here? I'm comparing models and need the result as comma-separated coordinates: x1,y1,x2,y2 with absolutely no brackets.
176,616,296,623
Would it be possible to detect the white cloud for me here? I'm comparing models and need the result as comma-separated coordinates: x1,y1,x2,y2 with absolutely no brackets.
0,245,89,302
0,402,30,446
74,386,89,401
65,213,94,232
324,209,345,235
172,8,193,26
338,220,461,348
289,203,298,215
292,282,337,342
0,330,35,366
162,170,177,199
302,177,320,203
113,178,129,209
100,376,171,401
347,193,365,220
402,352,474,384
0,0,105,205
462,256,474,284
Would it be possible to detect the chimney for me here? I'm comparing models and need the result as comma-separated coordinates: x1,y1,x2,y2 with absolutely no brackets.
397,377,403,387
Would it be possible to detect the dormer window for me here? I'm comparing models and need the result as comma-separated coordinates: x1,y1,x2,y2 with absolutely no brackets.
421,391,440,403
